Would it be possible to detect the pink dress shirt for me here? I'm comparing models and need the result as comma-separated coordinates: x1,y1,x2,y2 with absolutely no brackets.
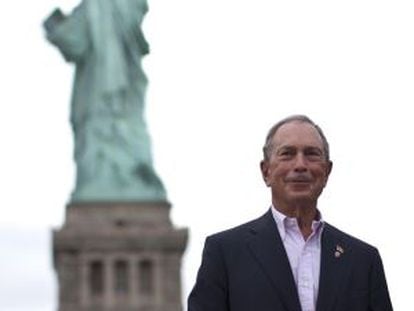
271,206,324,311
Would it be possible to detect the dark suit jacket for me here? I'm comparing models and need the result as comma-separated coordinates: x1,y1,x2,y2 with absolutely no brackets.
188,210,393,311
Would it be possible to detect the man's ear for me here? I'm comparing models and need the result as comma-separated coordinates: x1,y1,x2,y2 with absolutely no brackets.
326,160,333,176
260,160,271,187
323,160,333,186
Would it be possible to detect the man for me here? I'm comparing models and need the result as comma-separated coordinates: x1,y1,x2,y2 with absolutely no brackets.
188,115,393,311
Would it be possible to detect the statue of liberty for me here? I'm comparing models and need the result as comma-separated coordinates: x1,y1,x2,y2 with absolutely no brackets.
44,0,167,202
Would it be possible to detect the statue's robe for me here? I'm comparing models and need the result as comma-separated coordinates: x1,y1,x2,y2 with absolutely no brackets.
45,0,166,202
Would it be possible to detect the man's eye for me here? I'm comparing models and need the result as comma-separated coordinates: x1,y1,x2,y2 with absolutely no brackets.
305,150,323,160
279,150,294,157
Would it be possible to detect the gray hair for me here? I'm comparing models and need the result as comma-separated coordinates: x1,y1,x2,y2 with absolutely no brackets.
262,115,330,161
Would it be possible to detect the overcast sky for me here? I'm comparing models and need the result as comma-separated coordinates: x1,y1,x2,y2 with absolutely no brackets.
1,0,413,310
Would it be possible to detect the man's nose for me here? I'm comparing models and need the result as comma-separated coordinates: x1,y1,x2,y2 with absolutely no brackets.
293,153,308,171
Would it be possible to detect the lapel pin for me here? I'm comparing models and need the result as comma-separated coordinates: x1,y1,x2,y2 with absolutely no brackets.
335,245,345,258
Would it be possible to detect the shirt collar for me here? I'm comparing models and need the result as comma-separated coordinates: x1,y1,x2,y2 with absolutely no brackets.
270,205,324,241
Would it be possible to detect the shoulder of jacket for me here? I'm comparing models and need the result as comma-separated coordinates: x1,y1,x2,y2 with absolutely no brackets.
324,222,379,256
206,212,268,243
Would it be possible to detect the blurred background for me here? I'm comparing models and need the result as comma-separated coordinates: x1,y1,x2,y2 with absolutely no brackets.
0,0,413,310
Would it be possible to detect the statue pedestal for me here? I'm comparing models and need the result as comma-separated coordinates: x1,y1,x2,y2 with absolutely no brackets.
53,202,188,311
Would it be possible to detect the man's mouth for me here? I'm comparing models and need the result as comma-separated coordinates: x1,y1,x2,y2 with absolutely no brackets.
285,176,312,183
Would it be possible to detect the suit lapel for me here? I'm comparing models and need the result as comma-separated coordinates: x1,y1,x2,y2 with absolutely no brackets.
246,211,302,311
316,224,353,311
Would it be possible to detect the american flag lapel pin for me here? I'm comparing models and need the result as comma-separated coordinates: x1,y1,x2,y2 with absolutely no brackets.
335,244,345,258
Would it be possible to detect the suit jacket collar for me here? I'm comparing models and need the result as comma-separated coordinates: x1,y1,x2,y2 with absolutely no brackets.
316,223,353,311
245,211,354,311
246,210,302,311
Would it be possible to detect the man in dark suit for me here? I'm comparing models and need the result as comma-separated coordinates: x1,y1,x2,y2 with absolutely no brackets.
188,115,393,311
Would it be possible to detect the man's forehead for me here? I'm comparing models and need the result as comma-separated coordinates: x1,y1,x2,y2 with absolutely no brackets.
272,121,324,148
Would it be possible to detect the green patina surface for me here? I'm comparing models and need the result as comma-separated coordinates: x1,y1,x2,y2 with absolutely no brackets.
44,0,166,202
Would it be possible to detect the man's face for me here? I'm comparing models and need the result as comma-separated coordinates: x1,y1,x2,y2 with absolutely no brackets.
260,121,332,207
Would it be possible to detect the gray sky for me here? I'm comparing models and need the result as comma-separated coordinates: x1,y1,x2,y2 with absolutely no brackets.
0,0,413,309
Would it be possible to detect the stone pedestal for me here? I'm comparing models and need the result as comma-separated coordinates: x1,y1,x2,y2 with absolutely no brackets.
53,202,188,311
